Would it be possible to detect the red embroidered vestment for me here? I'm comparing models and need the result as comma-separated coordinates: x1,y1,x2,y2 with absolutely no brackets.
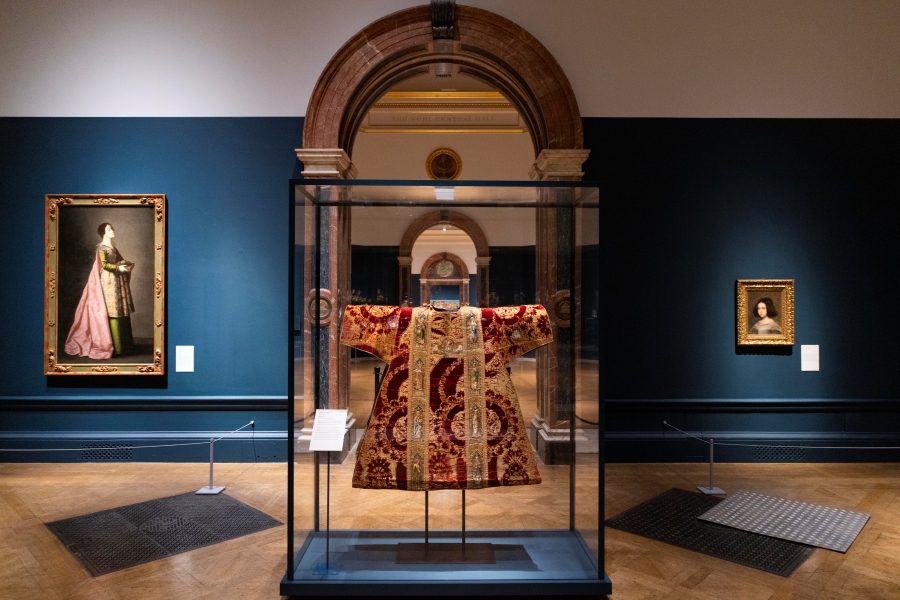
340,304,552,491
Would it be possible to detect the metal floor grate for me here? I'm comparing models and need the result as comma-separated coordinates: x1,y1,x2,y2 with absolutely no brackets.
754,445,805,461
605,488,815,577
46,492,282,576
81,444,133,461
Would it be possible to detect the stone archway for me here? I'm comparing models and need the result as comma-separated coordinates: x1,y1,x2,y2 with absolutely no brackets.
300,4,584,161
399,210,489,307
296,2,590,464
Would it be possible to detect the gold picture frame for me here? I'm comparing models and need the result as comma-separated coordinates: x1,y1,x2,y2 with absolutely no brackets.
736,279,795,346
45,194,166,375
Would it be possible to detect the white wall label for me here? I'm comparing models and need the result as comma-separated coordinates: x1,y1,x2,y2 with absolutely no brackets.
801,345,820,371
309,409,348,451
175,346,194,372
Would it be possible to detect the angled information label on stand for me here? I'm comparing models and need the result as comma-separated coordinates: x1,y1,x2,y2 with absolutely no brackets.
309,409,347,451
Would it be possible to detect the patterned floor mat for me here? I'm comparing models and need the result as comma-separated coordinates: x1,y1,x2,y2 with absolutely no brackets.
605,488,814,577
46,492,281,576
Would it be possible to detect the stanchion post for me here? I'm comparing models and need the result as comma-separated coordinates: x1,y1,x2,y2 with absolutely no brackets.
326,451,330,569
462,489,466,546
697,437,725,495
197,437,226,494
312,450,339,575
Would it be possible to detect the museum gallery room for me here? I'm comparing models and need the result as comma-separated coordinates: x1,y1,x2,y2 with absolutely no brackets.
1,0,899,599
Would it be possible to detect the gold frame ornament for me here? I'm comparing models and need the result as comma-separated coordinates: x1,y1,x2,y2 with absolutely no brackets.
45,194,166,375
425,148,462,180
736,279,795,346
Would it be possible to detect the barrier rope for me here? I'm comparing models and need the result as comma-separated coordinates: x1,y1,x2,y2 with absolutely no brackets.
575,415,600,426
663,421,900,450
0,421,256,452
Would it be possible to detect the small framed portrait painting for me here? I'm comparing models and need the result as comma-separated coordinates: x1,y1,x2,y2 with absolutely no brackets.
736,279,795,346
45,194,166,375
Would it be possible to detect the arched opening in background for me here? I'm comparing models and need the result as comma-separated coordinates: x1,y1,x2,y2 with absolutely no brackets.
351,72,535,180
417,250,470,306
399,209,489,306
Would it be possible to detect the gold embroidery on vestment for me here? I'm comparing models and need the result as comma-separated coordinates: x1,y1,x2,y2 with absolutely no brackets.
407,306,431,490
461,306,488,488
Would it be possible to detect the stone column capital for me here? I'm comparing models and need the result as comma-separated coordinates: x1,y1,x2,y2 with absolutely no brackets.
474,256,492,266
397,256,414,266
295,148,358,179
529,149,591,181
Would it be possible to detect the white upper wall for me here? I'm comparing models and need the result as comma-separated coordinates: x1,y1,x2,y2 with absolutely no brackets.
1,0,898,118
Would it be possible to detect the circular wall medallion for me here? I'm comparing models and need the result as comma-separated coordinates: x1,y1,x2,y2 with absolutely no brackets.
551,289,572,328
426,148,462,180
306,289,335,325
435,259,455,278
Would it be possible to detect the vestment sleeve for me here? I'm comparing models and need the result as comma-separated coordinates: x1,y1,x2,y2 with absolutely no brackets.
340,305,401,362
488,304,553,360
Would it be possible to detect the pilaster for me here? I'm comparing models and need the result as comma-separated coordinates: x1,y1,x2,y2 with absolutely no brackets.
297,148,356,459
530,148,590,464
474,256,491,307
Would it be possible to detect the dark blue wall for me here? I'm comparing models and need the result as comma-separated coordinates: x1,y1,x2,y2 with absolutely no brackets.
488,246,536,306
0,118,303,460
350,245,400,305
583,118,900,460
2,117,898,462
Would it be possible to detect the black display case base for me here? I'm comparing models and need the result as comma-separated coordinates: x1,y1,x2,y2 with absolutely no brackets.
281,529,611,596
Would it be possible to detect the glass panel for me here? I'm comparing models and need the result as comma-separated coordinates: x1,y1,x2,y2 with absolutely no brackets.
290,186,315,572
575,201,601,569
288,181,602,586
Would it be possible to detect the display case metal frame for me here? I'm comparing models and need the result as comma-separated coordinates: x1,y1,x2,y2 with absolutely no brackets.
283,179,609,596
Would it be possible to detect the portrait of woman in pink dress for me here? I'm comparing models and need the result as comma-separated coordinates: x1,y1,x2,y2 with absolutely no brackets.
64,223,136,359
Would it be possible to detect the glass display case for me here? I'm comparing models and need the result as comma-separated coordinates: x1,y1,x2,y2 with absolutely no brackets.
283,180,609,595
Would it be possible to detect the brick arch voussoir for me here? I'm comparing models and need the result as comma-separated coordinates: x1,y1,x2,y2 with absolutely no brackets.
456,10,582,149
302,4,582,155
303,6,432,149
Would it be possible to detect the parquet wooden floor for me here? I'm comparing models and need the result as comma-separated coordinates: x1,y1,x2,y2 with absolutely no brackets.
1,460,898,599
